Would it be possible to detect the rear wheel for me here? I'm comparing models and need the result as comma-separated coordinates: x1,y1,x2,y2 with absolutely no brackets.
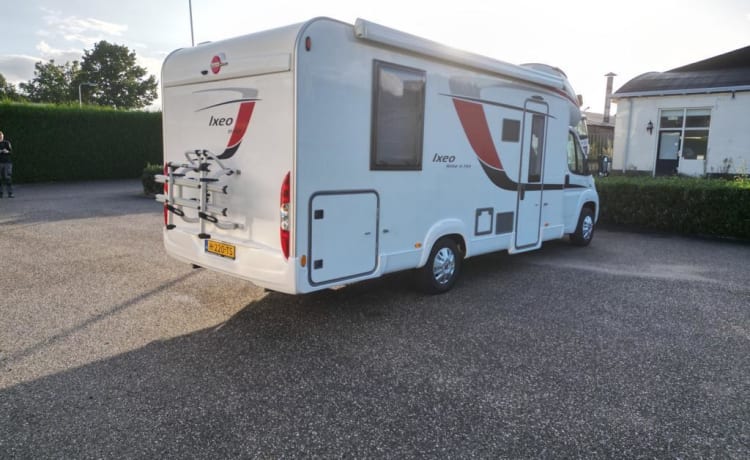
570,207,595,246
419,238,462,294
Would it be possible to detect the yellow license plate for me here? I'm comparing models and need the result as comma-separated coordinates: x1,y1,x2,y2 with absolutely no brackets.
205,240,236,259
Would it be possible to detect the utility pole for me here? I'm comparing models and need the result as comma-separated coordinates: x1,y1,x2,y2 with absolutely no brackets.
189,0,195,46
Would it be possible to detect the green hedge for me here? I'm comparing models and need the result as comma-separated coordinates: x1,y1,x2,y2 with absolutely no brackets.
0,102,162,183
597,176,750,240
141,163,164,195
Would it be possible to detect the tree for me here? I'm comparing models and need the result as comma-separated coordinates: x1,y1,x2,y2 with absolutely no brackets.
78,41,158,109
0,74,24,101
19,60,80,104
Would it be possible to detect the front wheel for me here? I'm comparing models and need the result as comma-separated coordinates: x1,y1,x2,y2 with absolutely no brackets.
570,207,595,246
418,238,462,294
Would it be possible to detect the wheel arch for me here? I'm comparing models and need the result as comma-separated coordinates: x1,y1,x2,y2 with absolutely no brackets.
418,219,468,268
583,200,598,222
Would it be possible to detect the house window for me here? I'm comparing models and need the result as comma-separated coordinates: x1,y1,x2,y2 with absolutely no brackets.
658,108,711,160
370,60,426,170
683,109,710,160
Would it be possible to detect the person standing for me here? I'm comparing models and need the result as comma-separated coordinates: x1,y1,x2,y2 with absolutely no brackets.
0,130,13,198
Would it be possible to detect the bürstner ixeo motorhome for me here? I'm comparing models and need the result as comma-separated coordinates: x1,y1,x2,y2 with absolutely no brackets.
156,17,598,294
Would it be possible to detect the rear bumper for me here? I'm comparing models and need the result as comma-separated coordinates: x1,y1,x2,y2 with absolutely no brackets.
163,229,299,294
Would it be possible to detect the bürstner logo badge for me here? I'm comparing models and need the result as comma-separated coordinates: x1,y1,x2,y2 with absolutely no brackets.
210,53,227,74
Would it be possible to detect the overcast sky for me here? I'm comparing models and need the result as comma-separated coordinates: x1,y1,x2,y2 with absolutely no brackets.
2,0,749,113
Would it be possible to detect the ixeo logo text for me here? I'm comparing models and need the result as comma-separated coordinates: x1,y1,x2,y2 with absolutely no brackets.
432,153,456,163
432,153,472,169
195,87,259,159
209,115,234,127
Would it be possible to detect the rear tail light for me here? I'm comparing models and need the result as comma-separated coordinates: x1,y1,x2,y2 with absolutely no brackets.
280,172,291,259
163,163,169,226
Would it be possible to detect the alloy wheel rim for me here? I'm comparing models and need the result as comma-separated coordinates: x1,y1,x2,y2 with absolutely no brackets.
433,248,456,285
582,215,594,241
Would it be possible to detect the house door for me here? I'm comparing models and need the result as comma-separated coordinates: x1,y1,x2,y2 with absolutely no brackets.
515,100,547,251
655,131,680,176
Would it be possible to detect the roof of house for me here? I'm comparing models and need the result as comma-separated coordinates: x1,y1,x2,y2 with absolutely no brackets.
613,45,750,98
583,111,615,127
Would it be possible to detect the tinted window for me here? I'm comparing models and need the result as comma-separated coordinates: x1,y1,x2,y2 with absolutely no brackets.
567,131,588,175
502,119,520,142
528,114,545,182
371,61,426,170
660,109,683,129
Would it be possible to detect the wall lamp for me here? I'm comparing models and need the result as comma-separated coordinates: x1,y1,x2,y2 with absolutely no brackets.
646,120,653,135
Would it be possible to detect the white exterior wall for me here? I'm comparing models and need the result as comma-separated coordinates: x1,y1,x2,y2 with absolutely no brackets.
708,91,750,174
612,91,750,175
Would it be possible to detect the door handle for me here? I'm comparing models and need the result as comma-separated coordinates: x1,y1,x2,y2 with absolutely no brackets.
519,183,526,200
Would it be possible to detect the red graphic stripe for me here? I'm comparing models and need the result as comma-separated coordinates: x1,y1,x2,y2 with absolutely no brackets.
452,98,503,170
226,101,255,149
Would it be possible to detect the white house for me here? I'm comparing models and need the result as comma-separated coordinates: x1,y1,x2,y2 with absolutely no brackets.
612,46,750,176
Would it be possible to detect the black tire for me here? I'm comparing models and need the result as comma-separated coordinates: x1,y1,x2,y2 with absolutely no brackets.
570,207,595,246
418,238,462,294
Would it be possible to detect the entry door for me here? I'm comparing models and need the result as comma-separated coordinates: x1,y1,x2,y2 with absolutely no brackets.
656,131,680,175
515,100,547,250
309,191,379,285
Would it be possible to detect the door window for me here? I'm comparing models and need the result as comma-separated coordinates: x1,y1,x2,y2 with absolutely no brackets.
528,114,545,182
658,131,681,160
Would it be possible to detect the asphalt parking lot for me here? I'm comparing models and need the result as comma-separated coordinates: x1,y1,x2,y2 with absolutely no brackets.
1,179,748,458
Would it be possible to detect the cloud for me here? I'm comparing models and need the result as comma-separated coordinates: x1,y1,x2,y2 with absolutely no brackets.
40,7,128,47
17,7,132,79
36,41,81,58
0,55,41,85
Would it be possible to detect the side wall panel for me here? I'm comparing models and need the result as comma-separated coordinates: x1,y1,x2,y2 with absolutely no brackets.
294,20,578,291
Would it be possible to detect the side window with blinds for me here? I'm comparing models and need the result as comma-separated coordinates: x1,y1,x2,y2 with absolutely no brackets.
370,60,426,170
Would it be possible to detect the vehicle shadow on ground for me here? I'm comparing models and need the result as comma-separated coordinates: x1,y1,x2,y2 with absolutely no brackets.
2,246,748,458
0,255,535,458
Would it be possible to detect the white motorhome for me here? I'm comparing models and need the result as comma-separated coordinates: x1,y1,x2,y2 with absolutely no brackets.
157,17,598,294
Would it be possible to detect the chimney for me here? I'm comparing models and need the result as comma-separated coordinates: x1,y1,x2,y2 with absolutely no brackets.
603,72,616,123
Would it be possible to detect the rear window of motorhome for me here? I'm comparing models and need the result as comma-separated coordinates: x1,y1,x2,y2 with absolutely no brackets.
371,60,426,170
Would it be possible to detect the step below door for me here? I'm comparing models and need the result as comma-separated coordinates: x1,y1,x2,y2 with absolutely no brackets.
309,191,379,286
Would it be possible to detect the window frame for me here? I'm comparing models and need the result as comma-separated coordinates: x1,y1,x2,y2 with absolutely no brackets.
370,60,427,171
657,107,711,160
502,118,521,143
527,114,545,183
567,130,588,176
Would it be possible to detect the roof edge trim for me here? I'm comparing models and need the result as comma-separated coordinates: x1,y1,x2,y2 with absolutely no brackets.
353,18,565,91
613,85,750,99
